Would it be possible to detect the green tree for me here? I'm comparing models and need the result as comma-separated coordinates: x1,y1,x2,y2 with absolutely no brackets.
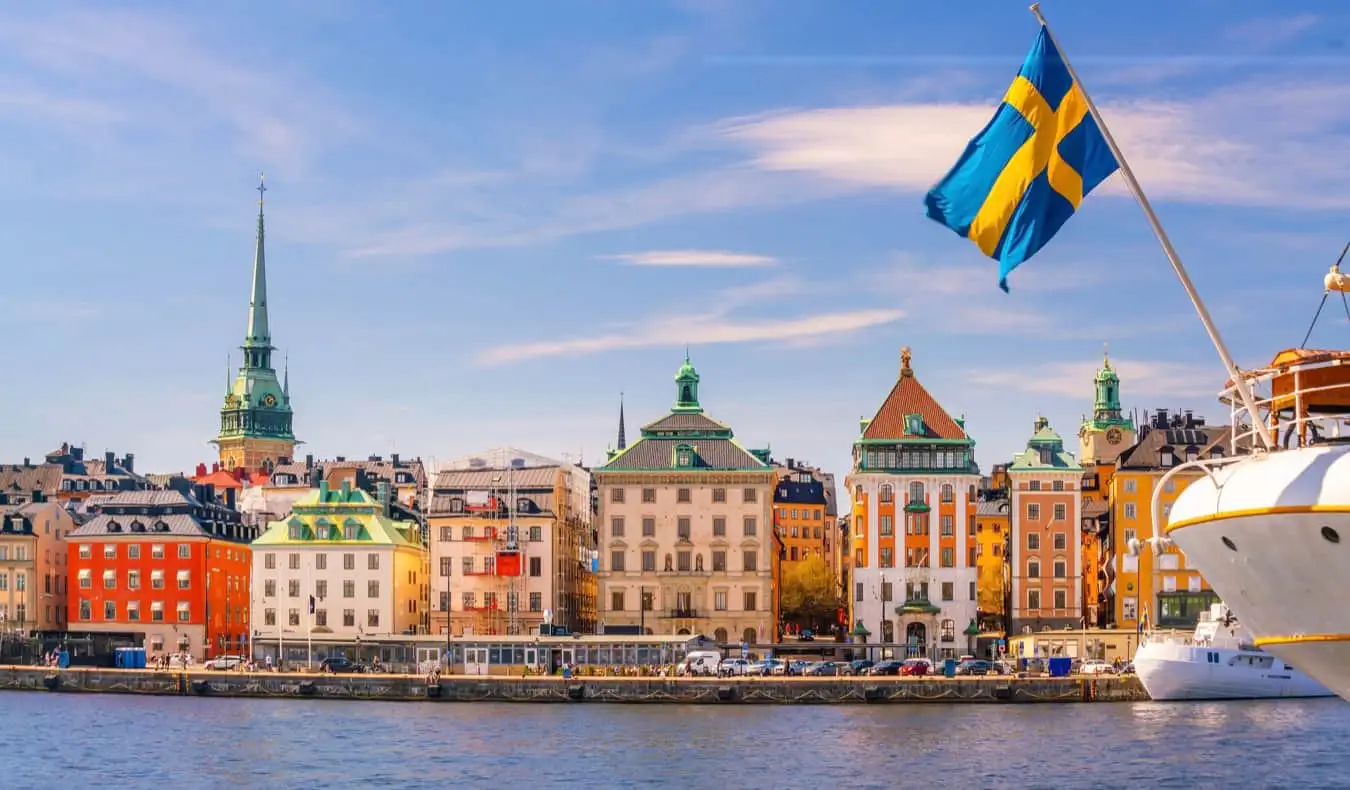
780,556,843,629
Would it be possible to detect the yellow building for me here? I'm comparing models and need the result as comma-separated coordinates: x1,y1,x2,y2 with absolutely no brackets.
973,500,1009,630
1076,351,1135,629
1106,409,1229,630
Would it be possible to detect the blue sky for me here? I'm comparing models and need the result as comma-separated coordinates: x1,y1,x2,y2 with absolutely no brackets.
3,0,1350,483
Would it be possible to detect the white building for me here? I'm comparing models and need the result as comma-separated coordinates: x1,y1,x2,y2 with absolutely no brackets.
249,478,426,663
845,347,981,659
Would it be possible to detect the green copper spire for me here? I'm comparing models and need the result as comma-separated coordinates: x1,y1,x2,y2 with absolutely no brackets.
672,350,702,413
244,173,271,360
1083,342,1133,431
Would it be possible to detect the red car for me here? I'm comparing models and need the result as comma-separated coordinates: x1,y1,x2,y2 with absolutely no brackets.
900,659,932,676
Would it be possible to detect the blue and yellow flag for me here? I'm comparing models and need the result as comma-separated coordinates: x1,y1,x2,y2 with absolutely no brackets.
924,27,1118,292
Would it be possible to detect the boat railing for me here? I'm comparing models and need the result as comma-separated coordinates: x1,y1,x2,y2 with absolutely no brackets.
1221,350,1350,452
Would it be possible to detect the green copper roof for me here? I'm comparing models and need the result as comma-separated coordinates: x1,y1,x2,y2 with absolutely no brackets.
1009,417,1083,471
252,486,420,547
245,176,270,349
1083,348,1133,432
672,351,703,414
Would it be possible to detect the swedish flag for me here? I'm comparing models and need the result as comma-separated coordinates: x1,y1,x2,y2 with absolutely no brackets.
925,27,1118,291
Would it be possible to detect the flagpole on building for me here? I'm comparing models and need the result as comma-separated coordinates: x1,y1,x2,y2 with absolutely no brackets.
1028,3,1274,450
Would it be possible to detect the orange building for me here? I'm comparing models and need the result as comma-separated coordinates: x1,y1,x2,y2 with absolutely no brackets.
67,488,255,660
773,458,836,636
1008,417,1085,635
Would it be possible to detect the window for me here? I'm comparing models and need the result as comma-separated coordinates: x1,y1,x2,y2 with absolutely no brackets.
715,591,727,611
78,599,91,620
712,550,726,572
970,581,977,601
1027,503,1040,520
264,553,276,570
439,557,452,577
176,570,190,589
1050,589,1067,609
337,608,352,627
1027,560,1041,579
1027,533,1041,551
530,556,542,577
529,592,542,611
462,556,474,575
101,600,115,619
368,554,379,571
908,482,925,502
611,590,625,611
287,579,300,597
151,601,165,622
367,610,379,628
151,570,165,589
642,488,656,503
712,517,725,537
1053,503,1066,521
642,551,656,572
712,488,726,503
743,488,757,503
178,544,190,559
127,602,140,621
677,488,691,504
128,545,140,559
677,518,691,540
1027,589,1041,610
77,569,91,589
940,548,954,568
343,580,355,598
611,551,625,572
151,544,164,559
78,544,91,559
879,548,893,568
1052,479,1065,491
743,517,757,537
1052,532,1068,550
103,544,116,559
607,517,625,538
177,602,191,623
264,608,277,626
743,550,758,572
102,570,115,590
879,485,894,503
1029,480,1041,491
1124,503,1137,519
940,484,954,503
315,554,327,570
940,515,953,536
678,551,691,572
744,591,757,611
128,571,140,590
1053,560,1067,578
344,553,355,570
368,580,380,598
611,488,625,503
941,618,956,639
640,518,655,538
315,609,328,627
1124,479,1137,493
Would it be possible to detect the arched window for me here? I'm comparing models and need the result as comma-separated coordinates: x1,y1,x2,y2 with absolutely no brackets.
742,627,757,644
940,484,954,503
879,484,894,503
714,627,729,643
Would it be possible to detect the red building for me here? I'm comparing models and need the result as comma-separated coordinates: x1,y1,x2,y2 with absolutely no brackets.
67,486,255,660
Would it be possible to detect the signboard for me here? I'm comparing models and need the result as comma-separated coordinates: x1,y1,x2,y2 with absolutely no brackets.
740,642,749,658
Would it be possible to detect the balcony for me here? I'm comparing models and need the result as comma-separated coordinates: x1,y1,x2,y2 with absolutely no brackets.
666,608,702,619
464,529,497,542
463,569,495,577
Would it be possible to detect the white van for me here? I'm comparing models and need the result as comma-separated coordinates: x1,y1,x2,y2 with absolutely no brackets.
676,650,723,677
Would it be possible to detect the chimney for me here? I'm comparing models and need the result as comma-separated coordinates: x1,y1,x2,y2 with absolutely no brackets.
377,482,391,517
105,451,115,472
204,484,215,504
319,480,330,501
305,454,314,470
391,453,400,467
123,453,135,473
22,457,29,467
225,487,237,511
335,456,346,462
195,463,207,477
340,480,352,500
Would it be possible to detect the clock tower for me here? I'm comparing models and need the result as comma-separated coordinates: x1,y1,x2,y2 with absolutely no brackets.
212,176,298,473
1078,346,1135,464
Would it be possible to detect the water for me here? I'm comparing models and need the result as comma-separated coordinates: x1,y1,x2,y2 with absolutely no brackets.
9,692,1349,788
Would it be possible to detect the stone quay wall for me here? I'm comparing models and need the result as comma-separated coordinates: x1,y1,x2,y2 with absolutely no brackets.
0,667,1149,704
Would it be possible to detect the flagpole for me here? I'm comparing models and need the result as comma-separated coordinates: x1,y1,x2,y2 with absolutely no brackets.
1028,3,1274,450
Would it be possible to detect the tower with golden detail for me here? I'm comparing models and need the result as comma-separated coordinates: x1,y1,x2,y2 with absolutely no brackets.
1078,344,1135,465
211,176,298,472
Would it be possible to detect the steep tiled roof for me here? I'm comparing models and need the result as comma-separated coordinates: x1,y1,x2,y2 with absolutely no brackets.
600,438,767,471
433,466,559,491
0,463,63,495
1117,423,1237,470
861,350,968,442
976,500,1010,517
642,412,729,433
71,513,208,538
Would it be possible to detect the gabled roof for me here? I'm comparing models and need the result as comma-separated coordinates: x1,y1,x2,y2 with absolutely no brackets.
0,463,63,495
860,348,969,442
642,412,729,433
253,488,421,548
439,447,565,472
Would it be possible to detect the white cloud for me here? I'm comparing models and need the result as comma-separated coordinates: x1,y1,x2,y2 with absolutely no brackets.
475,308,903,366
603,250,778,267
969,358,1220,400
716,79,1350,210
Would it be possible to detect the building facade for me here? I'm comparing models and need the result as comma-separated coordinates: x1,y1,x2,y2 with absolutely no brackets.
1106,409,1228,629
40,445,149,504
427,448,595,637
773,459,834,567
595,355,776,645
250,480,426,658
846,347,981,658
1008,417,1085,634
973,499,1009,631
0,496,76,635
67,488,254,659
1076,351,1135,628
212,179,298,473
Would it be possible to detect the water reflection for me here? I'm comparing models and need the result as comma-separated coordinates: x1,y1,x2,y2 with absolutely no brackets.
4,693,1347,789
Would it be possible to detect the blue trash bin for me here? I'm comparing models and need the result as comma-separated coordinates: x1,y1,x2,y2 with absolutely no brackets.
943,659,956,677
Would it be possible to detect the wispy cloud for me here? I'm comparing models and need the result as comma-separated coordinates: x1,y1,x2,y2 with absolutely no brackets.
969,358,1219,400
1222,13,1320,48
602,250,778,267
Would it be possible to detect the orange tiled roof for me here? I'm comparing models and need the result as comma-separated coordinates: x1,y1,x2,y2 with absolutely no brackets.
191,469,245,490
862,347,969,442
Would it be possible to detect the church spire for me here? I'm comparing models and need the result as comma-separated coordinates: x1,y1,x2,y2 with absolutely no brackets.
673,352,702,413
244,173,271,353
283,353,290,399
617,392,627,450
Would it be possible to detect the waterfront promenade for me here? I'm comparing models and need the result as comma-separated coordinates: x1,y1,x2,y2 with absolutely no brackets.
0,666,1147,704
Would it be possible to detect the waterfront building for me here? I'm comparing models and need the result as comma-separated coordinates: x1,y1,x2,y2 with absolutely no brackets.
1076,351,1135,627
973,499,1009,631
250,479,426,658
773,459,837,636
845,347,980,659
1007,417,1085,634
427,448,595,637
66,487,254,659
1104,409,1228,630
41,445,149,504
212,179,298,473
595,355,776,645
0,494,76,636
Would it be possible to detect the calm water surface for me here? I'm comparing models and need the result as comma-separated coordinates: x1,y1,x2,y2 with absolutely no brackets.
10,692,1348,788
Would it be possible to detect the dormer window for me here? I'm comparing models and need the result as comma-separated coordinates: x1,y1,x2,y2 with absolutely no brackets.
450,498,464,514
343,518,361,541
1185,446,1199,462
1160,451,1175,468
396,473,412,484
516,498,532,514
675,444,694,468
153,520,170,533
287,519,306,540
129,520,145,533
1211,446,1225,458
904,414,924,436
106,520,122,533
315,518,333,540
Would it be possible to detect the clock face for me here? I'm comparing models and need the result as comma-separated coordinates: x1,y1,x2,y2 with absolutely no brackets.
1106,428,1122,445
263,394,277,407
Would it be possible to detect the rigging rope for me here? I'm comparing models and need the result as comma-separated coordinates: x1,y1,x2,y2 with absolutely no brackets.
1299,242,1350,349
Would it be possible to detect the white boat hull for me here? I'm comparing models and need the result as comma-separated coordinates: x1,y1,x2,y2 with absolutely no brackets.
1168,445,1350,702
1133,641,1332,700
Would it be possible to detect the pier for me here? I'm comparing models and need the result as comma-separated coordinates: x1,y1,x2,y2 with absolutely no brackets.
0,667,1148,704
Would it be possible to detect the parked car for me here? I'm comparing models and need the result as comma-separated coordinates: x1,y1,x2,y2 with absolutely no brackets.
204,655,245,671
319,656,363,674
785,660,812,676
719,658,752,676
842,659,875,676
955,659,992,676
799,629,816,642
1080,660,1116,675
868,660,904,676
803,661,841,676
900,658,932,676
676,650,723,677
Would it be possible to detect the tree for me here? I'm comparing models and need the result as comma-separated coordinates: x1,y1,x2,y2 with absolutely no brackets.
780,556,843,630
977,562,1005,629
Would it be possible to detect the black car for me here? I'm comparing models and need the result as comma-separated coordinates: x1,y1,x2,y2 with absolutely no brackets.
867,660,904,676
319,656,363,674
956,659,992,676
